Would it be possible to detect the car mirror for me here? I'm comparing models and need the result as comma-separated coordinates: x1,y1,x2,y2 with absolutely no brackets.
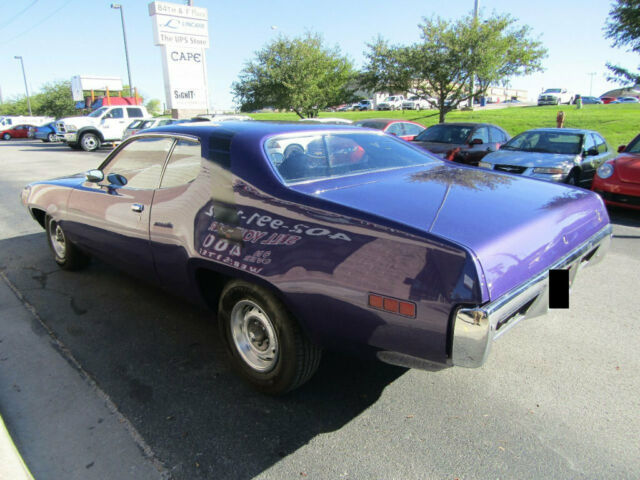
586,147,599,156
85,169,104,183
107,173,128,186
618,145,626,153
470,138,483,145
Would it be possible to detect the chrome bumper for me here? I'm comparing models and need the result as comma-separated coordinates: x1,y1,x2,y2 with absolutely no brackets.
450,224,612,368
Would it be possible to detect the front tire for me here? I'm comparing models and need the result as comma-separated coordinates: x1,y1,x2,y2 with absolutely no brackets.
3,133,11,140
45,216,90,270
79,132,101,152
218,280,322,395
565,169,581,186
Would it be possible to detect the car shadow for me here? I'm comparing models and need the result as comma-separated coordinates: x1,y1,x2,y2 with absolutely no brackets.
608,206,640,228
0,233,406,480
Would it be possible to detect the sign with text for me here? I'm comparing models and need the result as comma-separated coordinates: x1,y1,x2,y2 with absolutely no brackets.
149,1,209,111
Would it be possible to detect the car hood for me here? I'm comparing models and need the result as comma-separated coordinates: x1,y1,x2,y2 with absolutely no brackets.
484,149,577,167
292,164,608,301
59,116,98,126
615,153,640,184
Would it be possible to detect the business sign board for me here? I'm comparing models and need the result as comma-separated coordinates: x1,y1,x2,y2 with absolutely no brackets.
71,75,123,101
149,1,209,111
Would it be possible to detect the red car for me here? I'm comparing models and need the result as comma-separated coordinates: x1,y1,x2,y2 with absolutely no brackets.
600,96,617,104
592,133,640,210
1,124,33,140
353,118,425,141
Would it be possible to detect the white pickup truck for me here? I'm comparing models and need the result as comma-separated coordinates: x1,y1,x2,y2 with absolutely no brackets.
56,105,149,151
537,88,574,106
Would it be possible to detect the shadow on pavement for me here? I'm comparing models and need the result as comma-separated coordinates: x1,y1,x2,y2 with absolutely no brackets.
607,206,640,228
0,233,405,480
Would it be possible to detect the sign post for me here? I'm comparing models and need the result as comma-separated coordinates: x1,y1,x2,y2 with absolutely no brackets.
149,1,210,118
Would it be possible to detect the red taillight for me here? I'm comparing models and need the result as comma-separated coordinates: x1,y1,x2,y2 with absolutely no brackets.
368,293,416,318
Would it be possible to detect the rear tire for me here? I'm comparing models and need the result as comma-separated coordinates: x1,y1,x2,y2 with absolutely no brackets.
218,280,322,395
565,169,580,186
45,215,90,270
47,133,56,142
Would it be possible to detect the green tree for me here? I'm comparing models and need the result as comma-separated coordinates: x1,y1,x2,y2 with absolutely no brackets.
605,0,640,85
37,81,77,118
233,33,356,118
145,98,162,116
361,14,546,123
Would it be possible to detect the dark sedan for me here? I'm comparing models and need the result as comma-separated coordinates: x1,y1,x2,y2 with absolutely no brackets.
22,122,611,394
411,122,511,165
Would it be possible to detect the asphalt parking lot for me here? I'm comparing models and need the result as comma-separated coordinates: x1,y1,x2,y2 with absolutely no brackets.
1,139,639,480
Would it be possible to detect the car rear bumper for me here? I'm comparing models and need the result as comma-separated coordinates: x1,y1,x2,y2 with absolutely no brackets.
450,224,612,368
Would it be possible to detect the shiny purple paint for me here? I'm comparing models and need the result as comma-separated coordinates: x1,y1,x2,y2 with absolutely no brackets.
22,122,610,366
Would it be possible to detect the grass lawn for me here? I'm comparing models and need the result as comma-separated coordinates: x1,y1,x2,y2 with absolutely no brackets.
248,104,640,148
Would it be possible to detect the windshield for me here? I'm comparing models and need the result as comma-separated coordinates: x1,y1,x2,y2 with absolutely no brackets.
414,124,472,144
265,132,437,184
384,96,396,102
625,134,640,153
501,131,583,155
544,89,562,93
88,107,109,118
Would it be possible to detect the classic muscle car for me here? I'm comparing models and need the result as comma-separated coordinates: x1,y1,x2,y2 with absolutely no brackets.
22,122,612,394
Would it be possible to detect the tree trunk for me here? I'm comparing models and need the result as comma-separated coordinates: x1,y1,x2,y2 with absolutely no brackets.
439,108,447,123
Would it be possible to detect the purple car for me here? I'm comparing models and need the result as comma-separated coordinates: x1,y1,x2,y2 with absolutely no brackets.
21,122,612,394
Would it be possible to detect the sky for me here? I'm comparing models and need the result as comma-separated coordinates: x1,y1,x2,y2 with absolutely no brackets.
0,0,637,111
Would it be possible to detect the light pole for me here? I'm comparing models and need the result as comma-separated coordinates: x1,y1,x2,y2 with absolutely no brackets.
111,4,133,95
470,0,479,108
587,72,596,97
14,56,32,116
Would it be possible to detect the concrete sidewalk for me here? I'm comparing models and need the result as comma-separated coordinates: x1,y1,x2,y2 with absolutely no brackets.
0,272,168,480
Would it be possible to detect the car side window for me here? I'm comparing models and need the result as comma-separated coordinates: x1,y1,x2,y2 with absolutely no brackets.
127,107,144,118
583,133,596,153
471,127,489,143
594,134,607,154
105,108,124,119
102,137,174,190
402,123,424,136
490,127,507,144
160,140,202,188
386,123,405,136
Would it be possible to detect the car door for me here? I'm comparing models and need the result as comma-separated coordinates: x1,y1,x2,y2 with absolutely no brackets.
100,107,128,140
65,136,175,280
466,126,491,164
149,137,210,299
583,133,612,182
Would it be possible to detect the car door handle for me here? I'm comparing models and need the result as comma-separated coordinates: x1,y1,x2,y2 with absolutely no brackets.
153,221,173,228
131,203,144,212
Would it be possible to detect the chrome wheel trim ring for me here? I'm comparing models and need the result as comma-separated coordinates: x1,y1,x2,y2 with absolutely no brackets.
49,220,66,260
230,299,279,372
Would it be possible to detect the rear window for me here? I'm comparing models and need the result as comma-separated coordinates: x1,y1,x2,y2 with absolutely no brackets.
265,132,436,184
127,107,144,118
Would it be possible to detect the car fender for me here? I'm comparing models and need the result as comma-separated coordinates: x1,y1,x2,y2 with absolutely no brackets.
77,127,104,142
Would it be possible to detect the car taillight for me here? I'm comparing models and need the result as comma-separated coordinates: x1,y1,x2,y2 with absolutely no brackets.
368,293,416,318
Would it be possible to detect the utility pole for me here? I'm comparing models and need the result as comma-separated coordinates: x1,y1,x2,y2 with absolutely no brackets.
587,72,596,97
470,0,479,108
14,56,32,116
111,4,133,95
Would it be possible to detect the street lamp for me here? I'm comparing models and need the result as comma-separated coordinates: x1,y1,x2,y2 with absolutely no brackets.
14,56,32,116
111,3,133,95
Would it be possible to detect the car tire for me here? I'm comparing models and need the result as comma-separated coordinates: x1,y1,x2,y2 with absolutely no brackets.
3,133,11,140
45,215,90,270
79,132,101,152
47,133,56,142
565,169,581,186
218,280,322,395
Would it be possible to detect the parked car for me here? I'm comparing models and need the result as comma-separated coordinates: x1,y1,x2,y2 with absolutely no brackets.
592,133,640,210
32,122,60,142
537,88,574,105
355,100,374,111
376,95,405,111
479,128,614,187
411,122,511,165
402,96,430,110
353,118,425,141
580,96,604,104
21,122,612,394
298,118,353,125
123,118,185,139
1,124,34,140
609,96,639,104
600,96,617,104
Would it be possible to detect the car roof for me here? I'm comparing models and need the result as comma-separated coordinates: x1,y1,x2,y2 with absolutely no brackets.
427,122,495,128
518,127,598,135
